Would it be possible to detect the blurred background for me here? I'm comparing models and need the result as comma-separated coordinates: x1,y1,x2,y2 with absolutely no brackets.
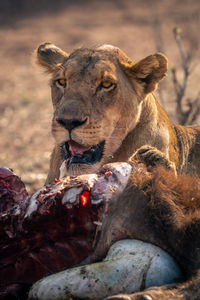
0,0,200,193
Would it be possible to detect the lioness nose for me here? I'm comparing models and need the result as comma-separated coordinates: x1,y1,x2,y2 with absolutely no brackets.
56,117,87,131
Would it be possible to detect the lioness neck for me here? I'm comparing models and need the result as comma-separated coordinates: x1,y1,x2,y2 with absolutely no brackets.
114,93,200,176
113,94,173,162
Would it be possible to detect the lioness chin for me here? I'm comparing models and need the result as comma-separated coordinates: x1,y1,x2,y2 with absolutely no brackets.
35,43,200,183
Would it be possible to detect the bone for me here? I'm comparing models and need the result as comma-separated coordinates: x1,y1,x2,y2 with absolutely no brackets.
28,239,182,300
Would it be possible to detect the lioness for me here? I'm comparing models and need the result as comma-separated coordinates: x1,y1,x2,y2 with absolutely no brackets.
35,43,200,182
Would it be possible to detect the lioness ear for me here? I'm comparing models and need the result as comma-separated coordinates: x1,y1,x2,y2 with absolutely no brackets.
35,42,69,72
131,53,168,94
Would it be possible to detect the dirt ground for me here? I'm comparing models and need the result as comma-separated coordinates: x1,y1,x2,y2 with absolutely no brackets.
0,0,200,193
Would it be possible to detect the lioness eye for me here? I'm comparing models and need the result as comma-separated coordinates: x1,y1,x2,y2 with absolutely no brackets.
101,81,113,89
56,79,66,88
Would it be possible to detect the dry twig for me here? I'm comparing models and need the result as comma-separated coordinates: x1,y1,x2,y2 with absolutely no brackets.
171,27,200,125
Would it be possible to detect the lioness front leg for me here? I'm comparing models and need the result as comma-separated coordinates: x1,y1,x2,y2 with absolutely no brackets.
130,145,176,174
105,284,184,300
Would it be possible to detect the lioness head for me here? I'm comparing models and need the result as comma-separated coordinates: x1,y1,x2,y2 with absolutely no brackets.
36,43,167,177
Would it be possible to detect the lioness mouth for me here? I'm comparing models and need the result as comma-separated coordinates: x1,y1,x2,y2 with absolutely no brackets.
61,140,105,168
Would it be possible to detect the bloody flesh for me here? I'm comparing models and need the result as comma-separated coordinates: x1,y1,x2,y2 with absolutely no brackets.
0,162,132,299
80,191,91,207
0,168,100,298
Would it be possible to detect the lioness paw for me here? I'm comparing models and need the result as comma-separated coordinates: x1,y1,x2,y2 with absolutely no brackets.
105,293,153,300
130,145,176,173
105,288,179,300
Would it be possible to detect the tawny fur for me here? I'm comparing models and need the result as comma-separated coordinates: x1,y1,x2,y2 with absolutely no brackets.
35,44,200,184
